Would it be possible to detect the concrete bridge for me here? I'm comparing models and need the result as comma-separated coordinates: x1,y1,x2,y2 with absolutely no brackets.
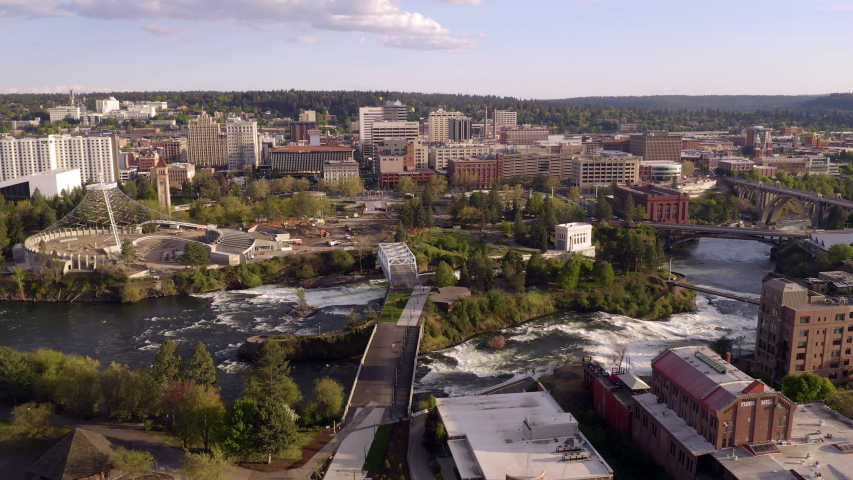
722,177,853,228
644,222,808,248
668,280,760,305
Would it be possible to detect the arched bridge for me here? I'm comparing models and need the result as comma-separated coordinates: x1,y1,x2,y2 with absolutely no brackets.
645,222,809,248
722,177,853,228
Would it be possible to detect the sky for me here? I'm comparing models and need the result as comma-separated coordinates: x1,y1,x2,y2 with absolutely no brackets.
1,0,852,98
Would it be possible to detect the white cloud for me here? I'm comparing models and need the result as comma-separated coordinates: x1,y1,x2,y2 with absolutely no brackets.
286,36,319,44
0,0,474,51
436,0,482,5
142,24,194,36
380,34,476,52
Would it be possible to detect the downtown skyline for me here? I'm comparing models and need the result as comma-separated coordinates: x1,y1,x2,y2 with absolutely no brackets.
1,0,853,97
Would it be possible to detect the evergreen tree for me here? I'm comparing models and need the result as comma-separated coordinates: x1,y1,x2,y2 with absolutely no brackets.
393,221,407,242
513,207,526,240
241,341,302,406
255,398,299,464
182,242,211,267
592,261,616,286
151,338,184,384
597,192,613,220
187,341,218,387
433,261,457,288
458,262,472,288
624,194,635,222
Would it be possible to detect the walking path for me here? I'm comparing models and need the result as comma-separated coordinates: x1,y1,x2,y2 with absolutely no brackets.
323,407,385,480
397,286,430,327
407,414,435,480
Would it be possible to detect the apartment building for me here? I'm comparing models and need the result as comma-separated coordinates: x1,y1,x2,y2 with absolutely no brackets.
269,146,354,174
570,152,640,190
298,110,316,122
494,109,517,128
428,109,466,143
161,138,187,163
225,119,260,170
629,131,682,163
187,112,227,167
429,143,491,170
754,274,853,385
0,134,116,184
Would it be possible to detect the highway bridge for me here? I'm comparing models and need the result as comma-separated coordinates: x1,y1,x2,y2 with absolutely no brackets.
722,177,853,228
644,222,809,248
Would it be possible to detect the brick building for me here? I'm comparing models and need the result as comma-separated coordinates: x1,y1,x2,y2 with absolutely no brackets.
612,185,689,224
289,121,320,143
754,274,853,385
447,157,502,189
499,125,551,145
634,346,795,480
161,138,187,163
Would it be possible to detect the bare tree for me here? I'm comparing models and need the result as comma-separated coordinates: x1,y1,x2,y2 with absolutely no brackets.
609,343,629,373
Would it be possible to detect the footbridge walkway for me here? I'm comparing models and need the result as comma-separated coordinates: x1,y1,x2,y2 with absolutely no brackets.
669,280,760,305
341,243,425,425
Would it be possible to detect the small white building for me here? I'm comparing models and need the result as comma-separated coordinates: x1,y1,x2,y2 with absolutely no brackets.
436,392,613,480
0,168,82,199
554,222,595,257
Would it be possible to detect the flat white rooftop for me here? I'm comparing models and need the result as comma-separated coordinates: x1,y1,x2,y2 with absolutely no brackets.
436,392,613,480
710,402,853,480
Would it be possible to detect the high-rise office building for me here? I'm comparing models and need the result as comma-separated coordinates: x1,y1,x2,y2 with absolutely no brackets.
428,109,466,143
225,118,260,170
359,106,385,160
570,152,640,190
382,101,408,122
0,134,116,184
629,131,682,163
187,112,227,167
370,122,420,143
448,118,472,141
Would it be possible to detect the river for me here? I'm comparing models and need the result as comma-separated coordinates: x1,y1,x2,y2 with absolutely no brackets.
415,236,773,398
0,234,779,404
0,280,388,401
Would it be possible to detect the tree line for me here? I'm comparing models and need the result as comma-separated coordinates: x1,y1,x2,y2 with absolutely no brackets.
0,339,345,464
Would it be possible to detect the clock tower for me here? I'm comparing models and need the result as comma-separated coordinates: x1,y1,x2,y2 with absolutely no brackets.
153,157,171,211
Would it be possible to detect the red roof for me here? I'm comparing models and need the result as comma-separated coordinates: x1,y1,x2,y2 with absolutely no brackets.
154,158,168,168
740,380,765,395
271,146,353,152
653,350,723,408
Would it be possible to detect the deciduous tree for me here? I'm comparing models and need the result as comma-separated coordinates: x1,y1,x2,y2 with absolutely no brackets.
780,372,836,403
433,261,457,288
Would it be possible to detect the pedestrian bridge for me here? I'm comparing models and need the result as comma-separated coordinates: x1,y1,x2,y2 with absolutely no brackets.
378,243,419,289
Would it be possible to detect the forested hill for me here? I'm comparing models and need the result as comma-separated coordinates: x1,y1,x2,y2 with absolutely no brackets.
5,90,853,132
798,93,853,112
557,95,821,112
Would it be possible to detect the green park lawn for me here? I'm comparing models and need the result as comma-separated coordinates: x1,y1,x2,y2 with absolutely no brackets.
379,291,412,323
